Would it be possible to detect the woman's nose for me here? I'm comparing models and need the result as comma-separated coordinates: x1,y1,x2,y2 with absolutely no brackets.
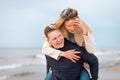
71,26,75,30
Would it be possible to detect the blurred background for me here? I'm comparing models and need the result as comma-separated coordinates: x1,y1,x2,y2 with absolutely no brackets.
0,0,120,80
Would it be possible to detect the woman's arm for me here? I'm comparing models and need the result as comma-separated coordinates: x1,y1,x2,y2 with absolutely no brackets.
42,38,61,60
42,36,80,61
81,20,96,53
73,18,96,53
83,33,96,54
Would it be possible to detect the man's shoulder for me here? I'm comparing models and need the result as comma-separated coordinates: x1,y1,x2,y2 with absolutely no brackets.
64,38,80,48
64,38,86,51
64,38,74,44
64,38,78,46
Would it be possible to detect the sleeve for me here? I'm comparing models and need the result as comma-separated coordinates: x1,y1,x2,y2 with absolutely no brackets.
42,36,61,60
83,33,96,54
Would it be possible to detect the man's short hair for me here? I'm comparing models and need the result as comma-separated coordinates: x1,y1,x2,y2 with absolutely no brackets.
44,24,56,38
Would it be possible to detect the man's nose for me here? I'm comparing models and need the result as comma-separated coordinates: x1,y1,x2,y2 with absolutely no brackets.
57,38,61,42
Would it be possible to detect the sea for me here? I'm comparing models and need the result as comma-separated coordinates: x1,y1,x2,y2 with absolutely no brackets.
0,48,120,80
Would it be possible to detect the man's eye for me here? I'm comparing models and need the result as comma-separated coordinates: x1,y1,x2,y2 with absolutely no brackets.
58,35,61,37
52,38,56,41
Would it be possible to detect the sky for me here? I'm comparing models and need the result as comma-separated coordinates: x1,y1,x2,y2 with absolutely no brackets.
0,0,120,49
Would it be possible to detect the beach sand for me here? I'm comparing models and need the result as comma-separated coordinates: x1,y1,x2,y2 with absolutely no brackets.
2,65,46,80
38,65,120,80
1,64,120,80
98,65,120,80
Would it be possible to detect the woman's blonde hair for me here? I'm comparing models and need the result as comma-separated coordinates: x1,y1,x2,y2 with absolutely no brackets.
54,8,93,46
54,8,78,29
54,8,92,33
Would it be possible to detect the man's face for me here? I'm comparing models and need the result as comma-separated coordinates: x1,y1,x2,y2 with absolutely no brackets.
47,29,64,49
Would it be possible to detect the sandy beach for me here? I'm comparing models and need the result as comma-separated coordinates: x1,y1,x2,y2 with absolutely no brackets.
98,66,120,80
27,64,120,80
2,65,120,80
0,49,120,80
39,65,120,80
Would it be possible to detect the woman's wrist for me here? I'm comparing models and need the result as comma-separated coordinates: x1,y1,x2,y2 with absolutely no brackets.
60,51,65,57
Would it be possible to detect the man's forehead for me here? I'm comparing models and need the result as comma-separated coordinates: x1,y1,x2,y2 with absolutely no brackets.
51,29,61,33
48,29,61,38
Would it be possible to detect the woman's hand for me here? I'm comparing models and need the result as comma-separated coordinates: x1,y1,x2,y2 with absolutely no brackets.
60,49,80,63
73,18,81,28
73,18,88,35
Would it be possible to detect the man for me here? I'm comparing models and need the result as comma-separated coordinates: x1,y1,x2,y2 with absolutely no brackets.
44,24,98,80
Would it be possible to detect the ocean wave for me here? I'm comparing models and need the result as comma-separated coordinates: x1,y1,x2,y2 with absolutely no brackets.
24,54,45,59
23,54,46,65
0,59,46,71
0,64,23,70
0,72,37,80
96,49,120,55
0,75,10,80
96,49,120,68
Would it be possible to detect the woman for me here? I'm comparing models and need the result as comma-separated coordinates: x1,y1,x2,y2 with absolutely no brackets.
42,8,98,80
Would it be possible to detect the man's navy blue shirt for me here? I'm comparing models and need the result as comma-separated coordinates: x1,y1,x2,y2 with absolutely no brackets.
46,38,89,80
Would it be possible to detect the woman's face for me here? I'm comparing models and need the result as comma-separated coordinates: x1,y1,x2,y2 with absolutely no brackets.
64,19,78,34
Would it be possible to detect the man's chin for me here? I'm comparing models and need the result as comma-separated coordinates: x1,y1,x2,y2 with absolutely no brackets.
57,45,64,49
